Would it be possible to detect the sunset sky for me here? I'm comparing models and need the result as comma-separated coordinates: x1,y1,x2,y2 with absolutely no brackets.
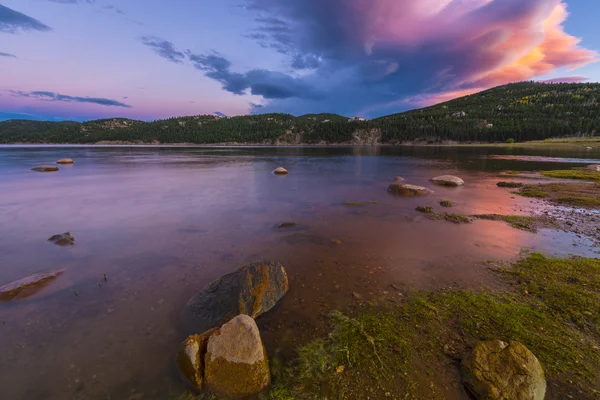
1,0,598,121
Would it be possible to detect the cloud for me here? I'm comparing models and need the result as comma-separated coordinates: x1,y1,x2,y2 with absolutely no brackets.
197,0,597,117
0,51,17,58
0,4,52,33
538,76,588,84
140,36,185,63
187,51,322,99
10,90,132,108
104,5,125,15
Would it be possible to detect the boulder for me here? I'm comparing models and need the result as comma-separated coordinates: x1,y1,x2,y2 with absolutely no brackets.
0,270,65,301
387,184,434,197
32,165,59,172
461,340,546,400
586,164,600,172
204,315,270,398
56,158,74,164
48,232,75,246
273,167,288,175
431,175,465,187
177,328,217,389
184,261,289,333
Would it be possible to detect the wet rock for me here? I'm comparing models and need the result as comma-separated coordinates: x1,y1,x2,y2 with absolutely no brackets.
204,315,270,398
0,270,65,301
177,328,217,390
48,232,75,246
31,165,59,172
461,340,546,400
394,176,405,182
184,261,289,333
56,158,74,164
387,184,434,197
273,167,288,175
277,222,297,229
431,175,465,187
586,164,600,172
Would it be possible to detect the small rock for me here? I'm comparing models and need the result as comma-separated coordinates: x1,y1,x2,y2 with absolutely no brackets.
394,176,405,182
204,315,271,398
331,239,342,245
31,165,59,172
273,167,288,175
461,340,546,400
352,292,363,300
387,184,434,197
430,175,465,187
48,232,75,246
585,165,600,172
56,158,74,164
277,222,297,229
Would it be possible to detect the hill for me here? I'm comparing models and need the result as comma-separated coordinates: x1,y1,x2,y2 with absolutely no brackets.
1,82,599,145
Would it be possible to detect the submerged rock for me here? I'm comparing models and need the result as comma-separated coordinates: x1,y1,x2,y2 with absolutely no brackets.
273,167,288,175
31,165,59,172
387,184,434,197
461,340,546,400
177,329,217,390
48,232,75,246
0,270,65,301
56,158,74,164
431,175,465,187
277,222,297,229
184,261,289,333
586,164,600,172
204,315,271,398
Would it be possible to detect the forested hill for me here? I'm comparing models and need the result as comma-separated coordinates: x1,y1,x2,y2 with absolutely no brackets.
1,82,599,145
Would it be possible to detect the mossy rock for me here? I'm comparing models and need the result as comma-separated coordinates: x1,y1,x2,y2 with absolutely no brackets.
204,315,270,398
461,340,546,400
416,206,434,213
177,329,217,390
183,261,289,333
48,232,75,246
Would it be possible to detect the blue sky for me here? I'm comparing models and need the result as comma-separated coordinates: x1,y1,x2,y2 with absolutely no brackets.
0,0,598,122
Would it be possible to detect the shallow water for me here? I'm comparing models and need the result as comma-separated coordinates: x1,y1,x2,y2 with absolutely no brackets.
0,145,598,400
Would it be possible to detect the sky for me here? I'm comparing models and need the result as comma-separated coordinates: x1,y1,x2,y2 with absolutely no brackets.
0,0,598,122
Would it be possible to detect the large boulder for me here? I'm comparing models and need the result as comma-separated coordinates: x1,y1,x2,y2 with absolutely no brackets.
48,232,75,246
184,261,289,333
387,184,434,197
431,175,465,187
56,158,74,164
461,340,546,400
0,270,65,301
177,329,217,389
32,165,59,172
204,315,271,398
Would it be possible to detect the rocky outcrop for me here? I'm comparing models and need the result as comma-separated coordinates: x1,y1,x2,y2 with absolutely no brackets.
32,165,59,172
273,167,288,175
387,184,434,196
431,175,465,187
461,340,546,400
184,261,289,333
586,164,600,172
48,232,75,246
204,315,271,398
352,128,382,145
56,158,74,164
0,270,65,301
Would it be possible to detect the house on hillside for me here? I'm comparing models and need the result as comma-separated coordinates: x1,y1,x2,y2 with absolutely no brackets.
349,116,366,122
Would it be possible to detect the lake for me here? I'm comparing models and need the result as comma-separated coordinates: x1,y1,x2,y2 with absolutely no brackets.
0,145,599,399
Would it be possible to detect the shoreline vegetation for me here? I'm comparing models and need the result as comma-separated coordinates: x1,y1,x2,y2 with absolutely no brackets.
2,82,600,146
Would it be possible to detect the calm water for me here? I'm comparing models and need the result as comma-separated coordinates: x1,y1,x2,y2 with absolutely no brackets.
0,145,599,400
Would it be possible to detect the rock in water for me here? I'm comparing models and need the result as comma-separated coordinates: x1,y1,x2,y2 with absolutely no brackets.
48,232,75,246
56,158,74,164
31,165,59,172
586,164,600,172
431,175,465,187
461,340,546,400
387,184,434,197
394,176,405,182
0,270,65,301
184,261,289,333
177,329,217,389
273,167,288,175
204,315,271,398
